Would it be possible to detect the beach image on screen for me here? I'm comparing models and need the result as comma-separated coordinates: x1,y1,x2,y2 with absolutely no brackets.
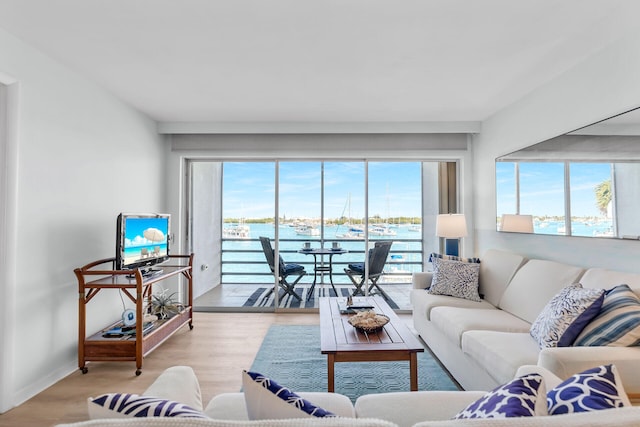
123,217,168,266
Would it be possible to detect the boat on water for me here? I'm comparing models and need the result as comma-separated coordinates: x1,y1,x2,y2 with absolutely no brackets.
295,224,320,236
223,223,250,239
336,225,365,239
369,224,397,236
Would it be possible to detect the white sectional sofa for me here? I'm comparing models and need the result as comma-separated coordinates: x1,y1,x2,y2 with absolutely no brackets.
56,365,640,427
411,248,640,394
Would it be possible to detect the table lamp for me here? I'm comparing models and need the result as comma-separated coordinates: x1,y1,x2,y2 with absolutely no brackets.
500,214,534,233
436,214,467,257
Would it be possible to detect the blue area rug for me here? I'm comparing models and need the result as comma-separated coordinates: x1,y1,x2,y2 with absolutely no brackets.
249,325,459,402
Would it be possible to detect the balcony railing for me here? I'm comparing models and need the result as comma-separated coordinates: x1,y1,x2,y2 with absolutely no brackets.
220,237,423,285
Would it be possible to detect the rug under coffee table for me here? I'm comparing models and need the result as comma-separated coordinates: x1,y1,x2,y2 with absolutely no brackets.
319,296,424,392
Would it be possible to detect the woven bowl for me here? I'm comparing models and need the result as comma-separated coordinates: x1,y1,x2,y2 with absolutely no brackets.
348,313,390,333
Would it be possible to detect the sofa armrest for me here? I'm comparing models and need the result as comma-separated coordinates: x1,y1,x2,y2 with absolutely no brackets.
355,391,485,427
412,272,432,290
538,346,640,394
143,366,203,411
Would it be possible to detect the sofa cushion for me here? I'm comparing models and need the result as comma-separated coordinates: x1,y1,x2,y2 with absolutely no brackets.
205,392,355,420
579,268,640,293
242,371,334,419
87,393,209,419
428,255,481,302
454,373,547,419
461,331,540,387
573,284,640,347
477,249,527,307
547,364,631,415
354,391,486,426
498,259,584,324
529,284,604,348
430,307,530,347
411,290,495,321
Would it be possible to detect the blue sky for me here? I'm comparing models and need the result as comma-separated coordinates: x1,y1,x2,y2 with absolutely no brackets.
496,162,612,217
223,161,422,220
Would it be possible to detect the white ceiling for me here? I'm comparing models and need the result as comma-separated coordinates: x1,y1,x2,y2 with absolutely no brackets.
0,0,638,126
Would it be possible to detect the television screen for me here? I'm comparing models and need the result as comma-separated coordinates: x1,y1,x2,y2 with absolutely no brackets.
116,213,170,272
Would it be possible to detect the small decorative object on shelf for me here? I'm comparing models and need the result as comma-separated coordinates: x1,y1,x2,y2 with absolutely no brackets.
347,310,390,333
150,290,182,319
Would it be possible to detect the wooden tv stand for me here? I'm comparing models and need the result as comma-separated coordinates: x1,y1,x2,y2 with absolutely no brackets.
74,254,194,375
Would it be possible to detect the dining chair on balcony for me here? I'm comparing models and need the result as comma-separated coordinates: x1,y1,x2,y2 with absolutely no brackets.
344,241,392,299
259,236,305,301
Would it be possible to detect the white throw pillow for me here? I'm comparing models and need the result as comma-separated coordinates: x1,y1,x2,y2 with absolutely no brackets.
242,371,335,420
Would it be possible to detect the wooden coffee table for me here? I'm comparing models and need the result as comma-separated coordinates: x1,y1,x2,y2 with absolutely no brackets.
319,296,424,392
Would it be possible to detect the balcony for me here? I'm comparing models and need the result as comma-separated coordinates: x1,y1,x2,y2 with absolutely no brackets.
194,235,423,311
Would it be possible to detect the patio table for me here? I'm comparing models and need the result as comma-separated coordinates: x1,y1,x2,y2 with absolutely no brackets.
298,247,348,300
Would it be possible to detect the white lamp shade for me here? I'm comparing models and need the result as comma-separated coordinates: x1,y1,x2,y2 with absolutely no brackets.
501,214,534,233
436,214,468,238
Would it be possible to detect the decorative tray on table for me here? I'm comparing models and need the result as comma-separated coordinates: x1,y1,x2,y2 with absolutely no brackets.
347,310,390,333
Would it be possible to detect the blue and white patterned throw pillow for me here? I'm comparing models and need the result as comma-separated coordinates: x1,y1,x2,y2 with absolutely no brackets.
573,284,640,347
454,373,547,419
428,254,481,302
530,284,605,348
547,364,631,414
242,371,335,419
88,393,209,419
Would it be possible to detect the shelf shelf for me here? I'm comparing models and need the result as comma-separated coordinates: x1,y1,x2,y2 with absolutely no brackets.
75,254,194,375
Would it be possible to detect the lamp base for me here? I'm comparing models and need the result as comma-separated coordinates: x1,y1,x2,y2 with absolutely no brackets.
444,239,459,257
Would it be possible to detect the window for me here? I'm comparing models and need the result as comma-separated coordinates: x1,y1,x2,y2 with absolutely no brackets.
496,160,616,237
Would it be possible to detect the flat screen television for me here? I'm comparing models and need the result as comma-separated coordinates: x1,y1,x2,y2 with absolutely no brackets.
116,213,171,273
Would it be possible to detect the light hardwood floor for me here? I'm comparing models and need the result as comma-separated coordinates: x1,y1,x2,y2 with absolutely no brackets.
0,312,324,426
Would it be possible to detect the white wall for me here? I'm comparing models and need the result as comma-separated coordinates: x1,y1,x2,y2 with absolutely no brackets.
0,28,165,411
473,28,640,272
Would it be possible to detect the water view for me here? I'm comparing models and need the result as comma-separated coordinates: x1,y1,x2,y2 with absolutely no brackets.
221,222,422,285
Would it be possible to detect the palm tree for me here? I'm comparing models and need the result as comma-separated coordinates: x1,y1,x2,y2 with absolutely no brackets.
594,179,611,216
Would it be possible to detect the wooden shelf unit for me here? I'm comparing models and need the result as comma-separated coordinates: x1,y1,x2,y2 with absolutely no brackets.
75,254,194,375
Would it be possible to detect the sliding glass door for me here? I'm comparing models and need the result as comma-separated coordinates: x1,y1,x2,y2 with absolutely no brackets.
191,160,432,312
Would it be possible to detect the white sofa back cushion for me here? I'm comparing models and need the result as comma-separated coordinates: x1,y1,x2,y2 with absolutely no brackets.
579,268,640,294
143,366,204,411
498,260,584,323
478,250,527,307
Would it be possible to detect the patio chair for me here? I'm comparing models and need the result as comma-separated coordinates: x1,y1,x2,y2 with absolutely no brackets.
259,236,305,301
344,241,392,299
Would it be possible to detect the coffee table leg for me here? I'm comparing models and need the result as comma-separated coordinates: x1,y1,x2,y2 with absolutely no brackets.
409,352,418,391
327,353,335,392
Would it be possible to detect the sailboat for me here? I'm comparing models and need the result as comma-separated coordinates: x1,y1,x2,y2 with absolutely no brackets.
336,193,364,239
369,185,396,236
